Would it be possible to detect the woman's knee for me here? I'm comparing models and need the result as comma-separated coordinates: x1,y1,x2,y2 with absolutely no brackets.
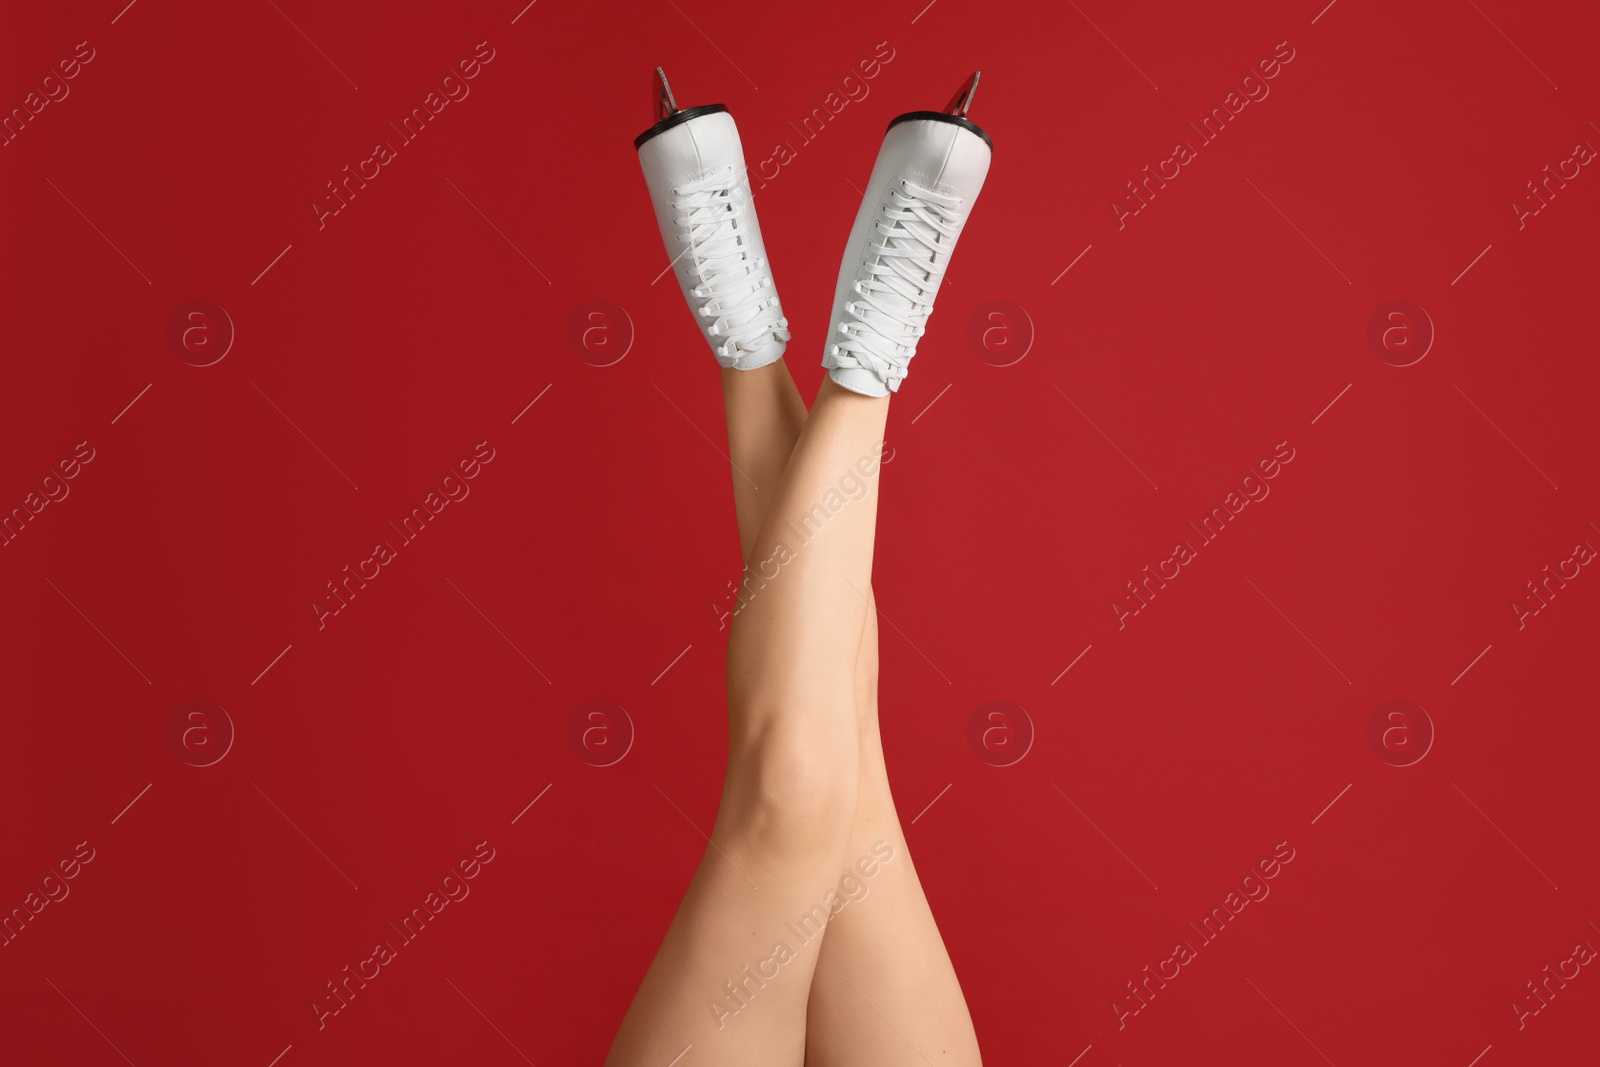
723,711,859,859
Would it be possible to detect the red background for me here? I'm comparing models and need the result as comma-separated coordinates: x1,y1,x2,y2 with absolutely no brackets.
4,0,1598,1064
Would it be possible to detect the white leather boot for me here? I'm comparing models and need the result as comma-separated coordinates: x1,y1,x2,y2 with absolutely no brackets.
823,73,993,397
636,68,790,370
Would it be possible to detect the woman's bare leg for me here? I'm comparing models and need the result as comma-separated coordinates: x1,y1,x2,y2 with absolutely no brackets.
721,363,982,1062
719,362,810,562
804,591,983,1063
606,373,888,1065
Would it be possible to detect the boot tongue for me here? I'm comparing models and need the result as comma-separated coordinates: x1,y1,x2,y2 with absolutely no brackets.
896,210,944,300
857,201,938,342
697,202,781,354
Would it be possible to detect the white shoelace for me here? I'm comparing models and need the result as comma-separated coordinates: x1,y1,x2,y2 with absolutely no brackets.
830,178,966,389
672,164,789,361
